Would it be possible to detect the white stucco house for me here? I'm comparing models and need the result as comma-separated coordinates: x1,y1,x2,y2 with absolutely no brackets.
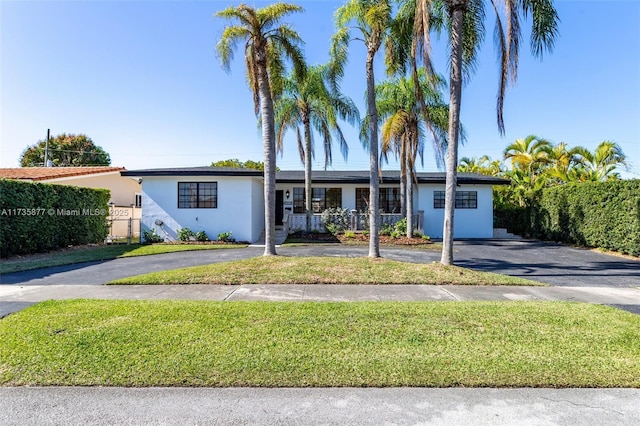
121,166,508,243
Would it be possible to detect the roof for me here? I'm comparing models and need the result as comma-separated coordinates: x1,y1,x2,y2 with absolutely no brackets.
0,166,125,181
121,166,263,178
121,167,509,185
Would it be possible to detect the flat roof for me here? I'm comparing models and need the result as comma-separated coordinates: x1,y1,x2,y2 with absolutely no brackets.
121,167,509,185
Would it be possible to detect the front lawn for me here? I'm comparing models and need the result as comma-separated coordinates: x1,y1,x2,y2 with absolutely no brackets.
107,256,541,285
1,300,638,387
0,243,248,275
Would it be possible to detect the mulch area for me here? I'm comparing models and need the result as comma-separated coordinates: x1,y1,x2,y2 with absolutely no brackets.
287,231,433,246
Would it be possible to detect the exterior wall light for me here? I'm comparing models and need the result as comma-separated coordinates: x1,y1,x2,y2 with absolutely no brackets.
285,190,290,199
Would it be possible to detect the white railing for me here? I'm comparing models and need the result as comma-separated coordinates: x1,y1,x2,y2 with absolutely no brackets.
286,211,424,233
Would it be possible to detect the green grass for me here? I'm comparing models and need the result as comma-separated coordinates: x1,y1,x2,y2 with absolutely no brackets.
107,256,541,286
0,243,248,274
1,300,639,387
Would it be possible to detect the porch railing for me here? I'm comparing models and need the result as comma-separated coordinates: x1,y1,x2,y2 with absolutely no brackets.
287,210,424,233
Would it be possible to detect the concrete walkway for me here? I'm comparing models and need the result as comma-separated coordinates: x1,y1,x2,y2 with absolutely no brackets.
2,283,640,318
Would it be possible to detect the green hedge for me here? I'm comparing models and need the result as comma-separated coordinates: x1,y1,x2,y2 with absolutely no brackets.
0,179,110,257
531,180,640,256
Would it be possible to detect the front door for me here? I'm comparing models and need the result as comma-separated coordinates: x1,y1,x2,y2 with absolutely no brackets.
275,190,284,226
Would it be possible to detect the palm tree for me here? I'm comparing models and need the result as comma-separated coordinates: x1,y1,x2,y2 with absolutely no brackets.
503,135,553,182
408,0,559,265
332,0,393,258
376,70,449,237
275,64,360,232
574,141,628,182
216,3,305,255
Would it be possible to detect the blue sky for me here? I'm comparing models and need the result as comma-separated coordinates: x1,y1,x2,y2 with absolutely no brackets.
2,0,639,178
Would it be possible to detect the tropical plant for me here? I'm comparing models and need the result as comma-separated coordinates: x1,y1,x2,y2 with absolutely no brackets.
407,0,559,265
503,135,553,181
217,231,235,242
332,0,394,258
376,70,449,237
20,133,111,167
177,227,196,241
573,141,628,182
195,231,209,242
458,155,503,176
215,2,305,256
275,63,359,232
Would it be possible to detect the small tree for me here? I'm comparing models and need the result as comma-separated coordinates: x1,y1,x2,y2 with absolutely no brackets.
20,134,111,167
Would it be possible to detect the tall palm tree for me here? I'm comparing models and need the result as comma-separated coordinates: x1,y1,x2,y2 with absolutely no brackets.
332,0,393,258
216,3,305,255
408,0,559,264
376,70,449,237
275,64,360,232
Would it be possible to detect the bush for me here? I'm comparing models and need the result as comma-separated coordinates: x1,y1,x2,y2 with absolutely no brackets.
394,218,407,235
379,223,393,236
531,180,640,256
142,228,163,244
218,231,235,242
195,231,208,242
0,179,109,257
320,208,350,236
177,228,195,241
343,231,356,239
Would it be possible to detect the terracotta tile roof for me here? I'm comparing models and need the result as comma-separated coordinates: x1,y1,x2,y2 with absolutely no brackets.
0,166,125,181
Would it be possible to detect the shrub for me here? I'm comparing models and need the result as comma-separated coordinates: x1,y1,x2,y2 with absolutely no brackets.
394,218,407,235
531,180,640,256
142,228,163,244
218,231,235,242
343,230,356,239
379,223,393,236
320,208,350,236
195,230,208,242
0,179,109,257
177,228,195,241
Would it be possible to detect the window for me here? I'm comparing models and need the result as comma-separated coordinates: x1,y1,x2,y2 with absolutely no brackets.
292,187,341,213
433,191,477,209
356,188,401,213
134,193,142,208
178,182,217,208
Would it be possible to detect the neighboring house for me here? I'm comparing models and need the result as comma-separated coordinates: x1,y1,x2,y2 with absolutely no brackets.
121,167,508,243
0,166,142,240
0,166,141,207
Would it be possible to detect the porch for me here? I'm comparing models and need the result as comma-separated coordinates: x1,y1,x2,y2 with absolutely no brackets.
285,210,424,234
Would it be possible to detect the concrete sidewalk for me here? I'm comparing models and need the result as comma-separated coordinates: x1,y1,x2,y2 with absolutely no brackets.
2,283,639,318
2,387,639,426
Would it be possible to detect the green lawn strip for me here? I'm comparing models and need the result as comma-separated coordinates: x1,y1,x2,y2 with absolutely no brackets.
106,256,541,286
0,244,248,275
1,300,638,387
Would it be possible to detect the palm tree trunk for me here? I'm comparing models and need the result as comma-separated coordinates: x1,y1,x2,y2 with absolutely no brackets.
366,49,380,258
400,145,407,217
405,142,413,238
441,2,465,265
303,116,313,233
257,60,277,256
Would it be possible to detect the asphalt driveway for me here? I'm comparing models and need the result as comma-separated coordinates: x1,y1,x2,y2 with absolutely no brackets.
0,240,638,287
